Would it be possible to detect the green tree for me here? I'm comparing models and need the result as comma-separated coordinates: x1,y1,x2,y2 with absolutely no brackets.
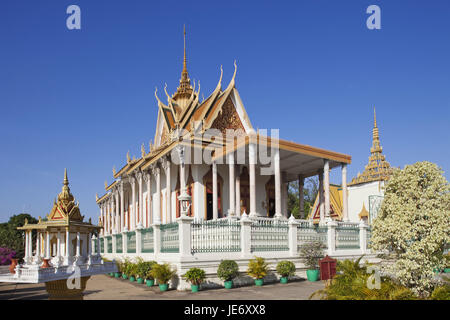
0,213,38,261
371,161,450,297
288,177,318,218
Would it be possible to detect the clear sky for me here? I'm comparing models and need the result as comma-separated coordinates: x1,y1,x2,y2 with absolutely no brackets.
0,0,449,223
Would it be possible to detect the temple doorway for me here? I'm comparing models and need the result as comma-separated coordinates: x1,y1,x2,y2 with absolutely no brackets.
265,176,275,217
203,167,223,219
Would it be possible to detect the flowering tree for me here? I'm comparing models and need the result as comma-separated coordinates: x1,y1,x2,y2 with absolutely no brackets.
371,161,450,297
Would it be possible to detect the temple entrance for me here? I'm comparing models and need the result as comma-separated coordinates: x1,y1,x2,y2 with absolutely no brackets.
203,167,223,219
265,176,275,217
239,167,249,215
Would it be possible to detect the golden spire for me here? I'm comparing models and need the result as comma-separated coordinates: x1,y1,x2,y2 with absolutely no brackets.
58,168,74,203
349,108,393,186
63,168,69,186
174,25,193,100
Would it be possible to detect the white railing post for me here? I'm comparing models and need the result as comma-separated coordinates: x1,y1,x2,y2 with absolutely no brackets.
288,215,299,257
359,220,367,254
153,223,161,257
136,226,142,254
103,236,108,254
240,213,252,257
178,215,193,258
327,220,337,256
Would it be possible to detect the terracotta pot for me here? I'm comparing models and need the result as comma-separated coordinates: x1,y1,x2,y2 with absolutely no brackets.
41,258,51,268
9,259,18,274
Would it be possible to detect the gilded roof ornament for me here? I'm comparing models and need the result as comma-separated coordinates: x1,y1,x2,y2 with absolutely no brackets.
104,180,108,189
112,166,116,176
349,108,393,186
141,143,146,157
127,151,131,163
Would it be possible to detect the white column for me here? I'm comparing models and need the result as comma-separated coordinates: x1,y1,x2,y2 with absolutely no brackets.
154,166,161,224
274,148,282,218
324,160,331,220
288,215,299,257
137,172,143,228
24,231,29,261
228,152,235,217
76,232,81,257
179,148,186,193
45,231,50,259
56,231,61,259
212,161,218,220
115,190,120,233
342,164,349,221
319,170,324,223
130,176,136,230
35,231,41,260
298,175,305,219
96,234,101,256
249,142,257,216
145,172,151,227
65,228,70,258
99,205,104,235
235,165,241,216
282,171,288,218
240,213,252,257
88,232,92,256
164,160,171,223
119,182,125,231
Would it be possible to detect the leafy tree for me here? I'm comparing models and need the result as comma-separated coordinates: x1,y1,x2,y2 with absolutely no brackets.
0,213,38,261
371,161,450,297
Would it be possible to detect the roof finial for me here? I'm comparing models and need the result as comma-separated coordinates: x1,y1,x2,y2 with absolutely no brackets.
183,24,187,72
63,168,69,186
374,106,377,128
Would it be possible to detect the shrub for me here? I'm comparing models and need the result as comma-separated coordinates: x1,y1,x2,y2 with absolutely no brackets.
183,268,206,286
0,247,16,265
430,285,450,300
143,261,157,280
247,257,268,280
135,257,155,279
299,241,326,270
276,261,296,278
150,263,176,284
310,257,418,300
217,260,239,282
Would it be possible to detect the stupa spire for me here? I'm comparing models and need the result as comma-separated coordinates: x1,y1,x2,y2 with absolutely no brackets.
349,108,393,185
174,25,193,100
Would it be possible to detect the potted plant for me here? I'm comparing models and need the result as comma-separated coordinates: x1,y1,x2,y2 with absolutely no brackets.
217,260,239,289
128,263,137,282
247,257,268,286
145,261,157,287
121,259,130,279
183,268,206,292
299,241,326,282
150,263,176,292
276,261,296,284
135,258,147,284
114,260,122,278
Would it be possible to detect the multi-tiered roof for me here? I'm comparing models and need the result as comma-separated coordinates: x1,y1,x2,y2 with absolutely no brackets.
349,108,393,185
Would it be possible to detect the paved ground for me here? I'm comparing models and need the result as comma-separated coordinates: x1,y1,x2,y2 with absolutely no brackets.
0,273,325,300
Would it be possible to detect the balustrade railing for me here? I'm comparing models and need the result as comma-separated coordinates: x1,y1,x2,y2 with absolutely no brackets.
141,227,154,253
106,236,112,253
126,231,136,253
116,234,123,253
297,223,328,250
160,222,179,253
250,218,289,252
335,224,360,249
191,218,241,253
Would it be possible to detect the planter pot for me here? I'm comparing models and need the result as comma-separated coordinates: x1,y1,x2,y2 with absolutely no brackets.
254,279,264,286
114,272,121,278
191,284,199,293
129,276,135,282
444,268,450,273
137,278,144,284
280,277,288,284
9,259,18,274
306,269,320,282
122,274,128,280
224,280,233,289
41,259,51,269
159,283,168,292
146,279,154,287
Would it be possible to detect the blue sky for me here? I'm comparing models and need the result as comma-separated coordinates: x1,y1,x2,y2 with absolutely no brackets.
0,0,449,222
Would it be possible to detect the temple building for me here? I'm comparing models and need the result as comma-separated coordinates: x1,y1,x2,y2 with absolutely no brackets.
309,109,393,224
96,30,353,235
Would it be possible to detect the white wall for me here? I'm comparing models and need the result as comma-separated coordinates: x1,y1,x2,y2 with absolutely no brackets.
348,181,385,223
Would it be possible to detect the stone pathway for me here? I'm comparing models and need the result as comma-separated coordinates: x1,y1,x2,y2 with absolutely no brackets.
0,273,325,300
